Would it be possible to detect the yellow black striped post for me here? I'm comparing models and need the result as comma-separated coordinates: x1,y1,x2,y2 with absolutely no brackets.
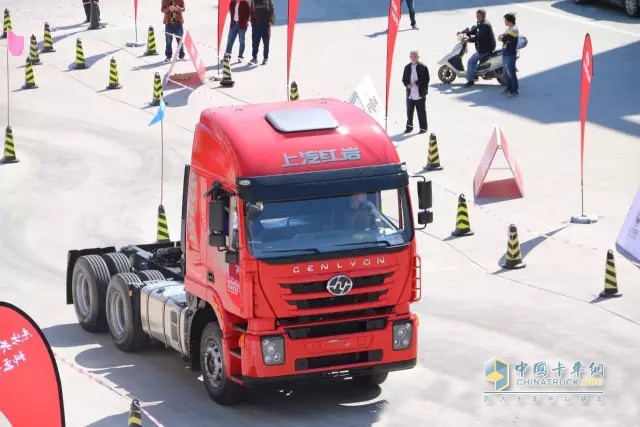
128,399,142,427
156,205,170,242
425,133,443,171
151,72,163,106
29,35,42,65
502,224,526,269
23,58,38,89
144,26,158,56
220,56,235,87
106,57,122,90
599,250,622,298
451,194,474,237
289,81,299,101
1,9,12,39
42,22,55,52
74,38,86,69
0,126,19,164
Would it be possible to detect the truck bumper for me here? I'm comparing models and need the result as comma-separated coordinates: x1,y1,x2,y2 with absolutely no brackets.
237,313,418,385
240,358,416,386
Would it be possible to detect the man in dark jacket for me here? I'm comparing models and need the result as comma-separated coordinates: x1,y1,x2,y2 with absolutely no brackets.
402,50,430,134
161,0,186,62
498,13,519,97
225,0,250,61
460,9,496,87
250,0,275,65
82,0,100,23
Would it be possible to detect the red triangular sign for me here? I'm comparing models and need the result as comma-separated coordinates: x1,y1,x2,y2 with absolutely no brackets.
473,126,524,199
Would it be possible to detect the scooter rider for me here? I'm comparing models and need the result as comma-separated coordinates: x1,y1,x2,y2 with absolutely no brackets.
458,9,496,87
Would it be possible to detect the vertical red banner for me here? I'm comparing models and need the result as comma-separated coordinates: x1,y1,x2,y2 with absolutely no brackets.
580,33,593,187
217,0,232,56
0,302,65,426
385,0,401,129
287,0,300,86
133,0,138,23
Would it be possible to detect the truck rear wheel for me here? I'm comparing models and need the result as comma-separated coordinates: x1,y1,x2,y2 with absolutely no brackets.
105,273,150,352
352,372,389,386
72,255,111,332
137,270,165,281
200,322,243,405
102,252,132,276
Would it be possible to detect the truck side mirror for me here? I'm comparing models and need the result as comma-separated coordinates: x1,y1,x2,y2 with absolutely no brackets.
417,180,432,210
208,199,227,247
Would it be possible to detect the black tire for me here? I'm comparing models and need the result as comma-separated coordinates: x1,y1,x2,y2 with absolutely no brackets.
72,255,111,332
573,0,591,4
352,372,389,386
496,68,508,86
137,270,165,281
437,65,456,84
626,0,640,17
200,322,243,405
105,273,150,352
102,252,132,276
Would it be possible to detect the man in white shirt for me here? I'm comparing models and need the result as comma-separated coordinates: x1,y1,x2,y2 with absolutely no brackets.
401,50,430,134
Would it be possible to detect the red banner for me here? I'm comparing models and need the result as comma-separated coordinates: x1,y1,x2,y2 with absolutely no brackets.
580,33,593,187
217,0,232,56
0,302,65,426
385,0,401,128
134,0,138,23
287,0,300,85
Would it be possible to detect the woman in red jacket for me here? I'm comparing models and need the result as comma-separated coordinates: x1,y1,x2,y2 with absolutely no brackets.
225,0,250,61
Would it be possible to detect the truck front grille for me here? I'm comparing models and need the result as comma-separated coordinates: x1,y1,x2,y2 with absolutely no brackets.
295,350,383,371
277,306,393,326
280,272,394,312
285,317,386,340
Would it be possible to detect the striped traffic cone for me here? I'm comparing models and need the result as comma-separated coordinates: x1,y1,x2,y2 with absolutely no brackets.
220,56,234,87
289,81,299,101
424,133,443,171
42,22,55,52
29,35,42,65
599,250,622,298
151,72,163,106
106,57,122,90
0,126,19,164
451,194,474,237
23,58,38,89
156,205,170,243
1,9,11,39
144,26,158,56
74,38,87,69
128,399,142,426
502,224,526,269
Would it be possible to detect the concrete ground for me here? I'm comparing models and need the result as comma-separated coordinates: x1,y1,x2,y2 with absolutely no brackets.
0,0,639,425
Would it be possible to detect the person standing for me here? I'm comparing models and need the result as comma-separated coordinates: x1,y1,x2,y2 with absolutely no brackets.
460,9,496,87
162,0,186,62
249,0,275,65
83,0,100,23
225,0,250,61
402,50,430,134
498,13,519,98
401,0,418,30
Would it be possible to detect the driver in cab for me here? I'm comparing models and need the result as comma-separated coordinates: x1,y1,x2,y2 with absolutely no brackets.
343,193,382,230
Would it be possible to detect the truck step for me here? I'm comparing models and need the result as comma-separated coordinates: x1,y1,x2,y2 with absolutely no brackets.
229,348,242,359
233,323,247,333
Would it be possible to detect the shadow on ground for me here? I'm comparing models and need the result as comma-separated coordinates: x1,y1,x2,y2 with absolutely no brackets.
45,323,389,427
493,225,569,272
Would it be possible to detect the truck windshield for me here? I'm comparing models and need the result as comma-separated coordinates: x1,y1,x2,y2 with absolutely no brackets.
244,188,413,259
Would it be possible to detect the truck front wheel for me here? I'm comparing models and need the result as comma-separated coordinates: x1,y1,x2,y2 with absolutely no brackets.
200,322,243,405
352,372,389,387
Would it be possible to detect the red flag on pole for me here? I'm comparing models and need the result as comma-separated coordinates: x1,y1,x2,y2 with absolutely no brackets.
0,302,65,426
579,33,593,188
217,0,232,57
287,0,300,86
133,0,138,23
7,31,24,57
385,0,401,131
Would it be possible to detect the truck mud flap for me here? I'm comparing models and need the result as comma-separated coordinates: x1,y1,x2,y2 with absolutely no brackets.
66,246,116,305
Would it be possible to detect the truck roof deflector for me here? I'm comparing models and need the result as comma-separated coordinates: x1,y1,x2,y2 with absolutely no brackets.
265,108,339,133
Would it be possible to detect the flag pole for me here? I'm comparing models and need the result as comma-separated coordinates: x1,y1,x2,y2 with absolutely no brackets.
6,39,10,125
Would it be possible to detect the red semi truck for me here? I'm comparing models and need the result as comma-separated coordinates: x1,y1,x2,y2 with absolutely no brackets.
65,98,433,405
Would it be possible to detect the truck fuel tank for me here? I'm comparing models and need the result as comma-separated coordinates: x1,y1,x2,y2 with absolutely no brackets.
140,280,191,358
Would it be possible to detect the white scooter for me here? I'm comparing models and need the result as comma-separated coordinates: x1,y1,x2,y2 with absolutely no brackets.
437,31,528,85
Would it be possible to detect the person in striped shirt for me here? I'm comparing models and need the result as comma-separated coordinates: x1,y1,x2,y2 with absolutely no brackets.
498,13,519,98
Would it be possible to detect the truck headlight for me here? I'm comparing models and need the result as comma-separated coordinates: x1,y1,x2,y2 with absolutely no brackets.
261,336,285,366
392,320,413,350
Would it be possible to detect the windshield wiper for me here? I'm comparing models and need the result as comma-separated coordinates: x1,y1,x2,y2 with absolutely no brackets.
262,248,321,254
333,241,392,247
